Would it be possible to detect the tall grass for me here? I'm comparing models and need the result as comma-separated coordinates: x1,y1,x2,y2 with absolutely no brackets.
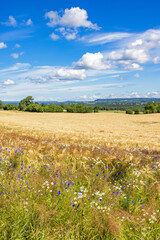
0,127,159,239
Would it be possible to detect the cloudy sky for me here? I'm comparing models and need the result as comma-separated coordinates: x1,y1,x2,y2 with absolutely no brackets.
0,0,160,101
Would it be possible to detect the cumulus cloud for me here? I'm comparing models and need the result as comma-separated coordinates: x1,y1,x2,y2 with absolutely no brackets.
26,19,33,26
3,79,15,85
97,28,160,72
50,32,60,40
122,62,143,71
129,92,140,98
1,16,33,27
153,56,160,64
2,16,17,27
45,7,99,29
11,52,24,59
54,68,86,80
74,52,113,70
146,91,160,98
25,67,86,84
45,7,100,40
0,42,7,49
109,49,149,64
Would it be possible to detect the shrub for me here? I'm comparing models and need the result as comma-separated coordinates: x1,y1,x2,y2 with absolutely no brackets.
94,106,100,113
25,104,44,112
126,110,133,114
134,108,140,114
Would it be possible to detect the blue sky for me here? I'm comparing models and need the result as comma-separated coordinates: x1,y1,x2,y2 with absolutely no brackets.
0,0,160,101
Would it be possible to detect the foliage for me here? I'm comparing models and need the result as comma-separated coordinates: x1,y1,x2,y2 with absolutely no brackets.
134,108,140,114
144,102,160,114
66,103,93,113
25,103,44,112
126,109,133,114
3,104,18,110
94,105,100,112
18,96,34,111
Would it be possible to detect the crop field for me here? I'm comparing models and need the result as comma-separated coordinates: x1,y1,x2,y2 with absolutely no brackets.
0,111,160,239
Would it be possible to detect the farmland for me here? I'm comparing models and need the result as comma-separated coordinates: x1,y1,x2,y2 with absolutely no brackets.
0,111,160,239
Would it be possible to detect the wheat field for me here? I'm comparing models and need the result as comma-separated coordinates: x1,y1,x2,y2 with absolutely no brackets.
0,111,160,239
0,111,160,149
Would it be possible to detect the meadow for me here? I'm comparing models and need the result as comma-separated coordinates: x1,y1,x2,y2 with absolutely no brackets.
0,111,160,239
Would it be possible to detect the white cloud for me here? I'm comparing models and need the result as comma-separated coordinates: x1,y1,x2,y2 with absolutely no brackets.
15,44,21,48
146,91,160,98
129,92,140,98
3,79,15,85
131,39,143,47
60,7,99,29
122,62,143,71
74,52,113,70
24,67,86,84
85,32,132,45
2,16,33,27
50,33,60,40
45,11,60,27
2,16,17,27
45,7,100,40
65,32,77,40
11,52,24,59
0,63,31,73
55,27,78,40
109,49,149,63
153,56,160,64
54,68,86,80
26,19,33,26
0,42,7,49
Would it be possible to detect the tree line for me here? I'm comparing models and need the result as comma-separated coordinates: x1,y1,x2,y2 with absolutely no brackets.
126,102,160,114
0,96,100,113
0,96,160,114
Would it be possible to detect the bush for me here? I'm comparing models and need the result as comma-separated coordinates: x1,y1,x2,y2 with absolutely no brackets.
56,106,64,112
46,103,57,112
94,106,100,113
134,108,140,114
126,110,133,114
3,104,18,110
25,104,44,112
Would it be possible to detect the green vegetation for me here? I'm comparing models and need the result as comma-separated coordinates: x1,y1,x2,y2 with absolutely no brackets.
143,102,160,114
1,97,160,114
66,103,93,113
0,128,160,239
126,110,133,114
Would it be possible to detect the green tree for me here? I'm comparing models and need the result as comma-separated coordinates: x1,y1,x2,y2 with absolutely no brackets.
25,103,44,112
18,96,34,110
134,108,140,114
126,109,133,114
56,106,64,112
3,104,13,110
94,105,100,113
66,104,76,113
47,103,57,112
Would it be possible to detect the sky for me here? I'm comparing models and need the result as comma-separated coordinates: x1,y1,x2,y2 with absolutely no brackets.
0,0,160,101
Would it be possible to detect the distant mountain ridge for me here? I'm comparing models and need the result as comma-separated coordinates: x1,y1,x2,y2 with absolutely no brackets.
3,98,160,105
